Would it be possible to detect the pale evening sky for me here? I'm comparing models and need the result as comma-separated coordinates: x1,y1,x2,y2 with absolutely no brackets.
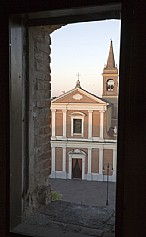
51,20,121,98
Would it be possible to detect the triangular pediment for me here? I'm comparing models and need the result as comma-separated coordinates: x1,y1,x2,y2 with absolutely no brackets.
52,88,108,105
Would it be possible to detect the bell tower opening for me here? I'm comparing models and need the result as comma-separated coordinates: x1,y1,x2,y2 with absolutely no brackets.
106,79,115,91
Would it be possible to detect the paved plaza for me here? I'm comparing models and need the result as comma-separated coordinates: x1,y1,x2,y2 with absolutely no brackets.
13,179,116,237
49,178,116,208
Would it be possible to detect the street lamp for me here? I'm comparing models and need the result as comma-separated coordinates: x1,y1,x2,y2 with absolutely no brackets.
103,163,113,205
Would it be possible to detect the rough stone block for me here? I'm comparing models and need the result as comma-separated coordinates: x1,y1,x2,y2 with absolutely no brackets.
45,100,51,108
35,60,50,72
35,71,51,81
37,101,46,108
36,90,45,99
32,30,45,42
44,117,50,126
36,152,50,162
44,109,51,118
44,34,51,44
41,168,50,178
36,135,50,145
28,183,51,210
43,143,51,152
35,146,42,155
35,51,50,62
35,41,50,54
44,90,50,99
37,81,50,90
35,116,44,126
44,126,50,134
42,159,50,169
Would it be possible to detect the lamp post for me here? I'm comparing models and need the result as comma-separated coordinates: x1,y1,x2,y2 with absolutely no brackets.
103,163,113,206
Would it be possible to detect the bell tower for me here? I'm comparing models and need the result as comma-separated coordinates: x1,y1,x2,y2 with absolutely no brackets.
102,40,118,128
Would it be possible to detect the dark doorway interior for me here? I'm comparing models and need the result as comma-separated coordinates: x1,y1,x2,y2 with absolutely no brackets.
72,159,82,179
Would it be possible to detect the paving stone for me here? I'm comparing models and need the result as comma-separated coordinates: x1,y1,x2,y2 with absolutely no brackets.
23,200,115,236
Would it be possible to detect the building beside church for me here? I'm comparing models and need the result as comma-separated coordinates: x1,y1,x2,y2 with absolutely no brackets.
50,41,118,182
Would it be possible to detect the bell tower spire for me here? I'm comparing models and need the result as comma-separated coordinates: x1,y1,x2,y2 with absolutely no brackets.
106,40,115,69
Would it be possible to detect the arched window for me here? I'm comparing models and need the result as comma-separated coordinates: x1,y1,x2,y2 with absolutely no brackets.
106,79,114,91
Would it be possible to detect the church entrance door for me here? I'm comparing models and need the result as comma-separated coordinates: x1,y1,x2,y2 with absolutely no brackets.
72,159,82,179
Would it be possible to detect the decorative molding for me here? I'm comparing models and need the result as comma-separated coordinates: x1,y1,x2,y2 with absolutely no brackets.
51,140,117,149
71,114,84,137
62,109,67,113
51,103,107,111
72,93,83,100
68,148,86,155
70,111,85,117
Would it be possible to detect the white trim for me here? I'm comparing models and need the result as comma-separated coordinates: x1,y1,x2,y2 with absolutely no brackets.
72,93,83,100
113,148,117,179
51,109,56,138
51,171,116,182
62,147,66,178
52,136,117,143
103,174,116,182
77,88,107,104
92,173,103,181
62,109,67,138
70,111,86,116
71,114,84,137
68,149,86,180
99,147,103,175
99,110,105,139
51,140,117,149
51,103,107,111
88,110,93,138
87,148,92,180
52,171,62,179
51,87,77,102
102,95,118,98
92,173,116,182
50,146,56,178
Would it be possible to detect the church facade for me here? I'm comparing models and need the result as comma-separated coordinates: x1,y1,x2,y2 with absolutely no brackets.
50,41,118,182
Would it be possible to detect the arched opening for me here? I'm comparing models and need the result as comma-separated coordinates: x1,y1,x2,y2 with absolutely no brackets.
107,79,115,91
9,4,120,236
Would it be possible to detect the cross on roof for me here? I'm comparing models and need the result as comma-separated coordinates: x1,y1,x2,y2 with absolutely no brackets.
76,72,81,80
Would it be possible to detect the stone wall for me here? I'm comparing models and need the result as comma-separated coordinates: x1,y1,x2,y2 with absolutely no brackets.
26,25,63,213
26,26,52,212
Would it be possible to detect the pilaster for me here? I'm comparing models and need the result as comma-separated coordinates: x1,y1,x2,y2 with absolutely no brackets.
112,147,117,181
98,147,103,181
62,146,67,179
99,110,105,140
62,109,67,138
88,110,93,139
52,109,56,138
51,146,56,178
87,148,92,180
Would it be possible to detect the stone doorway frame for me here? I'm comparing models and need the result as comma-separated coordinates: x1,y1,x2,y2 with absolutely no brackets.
68,149,86,180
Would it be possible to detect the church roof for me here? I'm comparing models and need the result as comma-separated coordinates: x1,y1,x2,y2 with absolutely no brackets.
51,80,109,105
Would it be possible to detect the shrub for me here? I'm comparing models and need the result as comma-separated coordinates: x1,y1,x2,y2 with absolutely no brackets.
51,190,63,201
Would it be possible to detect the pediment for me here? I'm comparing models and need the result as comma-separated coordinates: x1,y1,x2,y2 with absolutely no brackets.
52,88,107,105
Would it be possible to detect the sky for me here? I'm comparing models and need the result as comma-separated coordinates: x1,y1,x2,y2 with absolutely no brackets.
51,20,121,98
